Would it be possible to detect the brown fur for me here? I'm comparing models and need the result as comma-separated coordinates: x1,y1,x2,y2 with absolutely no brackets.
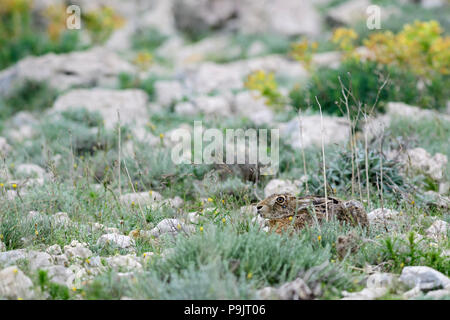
256,193,369,233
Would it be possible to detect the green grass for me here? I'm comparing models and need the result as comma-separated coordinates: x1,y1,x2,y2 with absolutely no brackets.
0,4,449,300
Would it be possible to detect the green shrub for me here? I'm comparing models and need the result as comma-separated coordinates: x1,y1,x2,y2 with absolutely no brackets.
132,27,168,51
308,141,409,197
289,60,450,116
1,80,58,116
0,1,83,70
118,72,158,101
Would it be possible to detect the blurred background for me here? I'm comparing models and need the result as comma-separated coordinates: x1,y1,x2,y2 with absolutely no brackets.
0,0,449,301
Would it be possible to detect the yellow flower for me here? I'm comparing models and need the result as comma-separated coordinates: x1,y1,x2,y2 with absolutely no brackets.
131,201,135,207
247,272,253,279
290,39,318,69
73,164,78,169
17,297,23,300
318,235,322,241
288,216,293,222
199,226,204,232
0,183,4,187
159,133,164,139
221,218,226,223
411,200,415,205
85,259,90,264
207,197,213,202
35,230,39,236
221,199,225,204
72,287,77,292
13,268,18,274
400,262,405,268
12,183,17,189
177,224,181,230
244,70,282,107
332,27,358,52
134,51,153,70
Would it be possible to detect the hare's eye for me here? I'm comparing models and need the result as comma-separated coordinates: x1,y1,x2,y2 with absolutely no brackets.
276,196,285,204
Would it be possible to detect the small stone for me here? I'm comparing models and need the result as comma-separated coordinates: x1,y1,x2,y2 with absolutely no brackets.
64,241,93,260
367,208,399,224
0,241,5,252
279,116,350,150
162,196,184,209
15,164,46,180
425,288,450,299
277,278,313,300
193,95,232,117
0,249,28,266
341,286,389,300
105,254,142,271
46,244,62,256
0,266,34,299
426,220,448,241
52,212,71,226
175,101,197,115
233,91,274,125
399,266,450,291
150,219,194,238
402,286,422,300
45,265,73,287
119,191,163,207
91,223,120,235
97,234,135,250
187,212,200,224
0,48,135,95
154,80,184,106
52,88,149,129
53,254,69,267
256,287,279,300
424,191,450,209
402,148,447,181
264,179,300,198
366,273,397,290
27,251,53,271
0,249,52,271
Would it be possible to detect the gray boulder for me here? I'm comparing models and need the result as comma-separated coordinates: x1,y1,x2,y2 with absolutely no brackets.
399,266,450,291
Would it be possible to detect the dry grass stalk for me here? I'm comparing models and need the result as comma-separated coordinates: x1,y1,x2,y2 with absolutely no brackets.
315,96,328,221
297,108,309,194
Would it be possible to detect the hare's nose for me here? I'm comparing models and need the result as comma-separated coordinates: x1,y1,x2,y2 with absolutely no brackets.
257,206,263,210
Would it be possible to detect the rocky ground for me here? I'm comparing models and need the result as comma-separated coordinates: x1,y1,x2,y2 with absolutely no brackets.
0,0,449,300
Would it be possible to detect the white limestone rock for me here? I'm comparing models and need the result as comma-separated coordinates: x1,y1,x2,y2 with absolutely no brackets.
51,88,149,130
96,234,135,250
264,179,301,198
0,47,135,95
0,266,34,299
